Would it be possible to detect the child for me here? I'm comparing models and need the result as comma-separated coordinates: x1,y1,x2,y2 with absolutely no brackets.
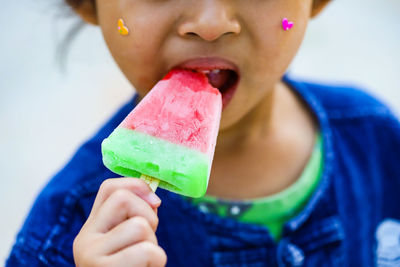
7,0,400,266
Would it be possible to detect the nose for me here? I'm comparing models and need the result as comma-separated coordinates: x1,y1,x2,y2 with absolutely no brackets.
178,0,241,42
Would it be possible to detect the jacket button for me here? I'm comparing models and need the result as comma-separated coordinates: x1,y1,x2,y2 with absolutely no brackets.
277,241,305,267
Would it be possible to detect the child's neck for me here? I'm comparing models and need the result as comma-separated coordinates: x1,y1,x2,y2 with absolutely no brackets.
207,81,318,199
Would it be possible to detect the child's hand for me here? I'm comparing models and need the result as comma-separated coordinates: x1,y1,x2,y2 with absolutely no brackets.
73,178,167,267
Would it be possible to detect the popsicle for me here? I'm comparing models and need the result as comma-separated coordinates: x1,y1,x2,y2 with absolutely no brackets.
101,69,222,198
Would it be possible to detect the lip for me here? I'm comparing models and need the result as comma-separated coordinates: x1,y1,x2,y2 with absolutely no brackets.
171,57,240,109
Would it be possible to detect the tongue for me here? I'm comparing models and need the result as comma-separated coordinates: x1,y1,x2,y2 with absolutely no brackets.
206,70,230,89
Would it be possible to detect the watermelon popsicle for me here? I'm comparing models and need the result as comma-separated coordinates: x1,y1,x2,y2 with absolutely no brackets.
101,69,222,198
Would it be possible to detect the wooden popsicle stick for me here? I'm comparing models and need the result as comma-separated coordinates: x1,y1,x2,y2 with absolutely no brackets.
140,174,160,192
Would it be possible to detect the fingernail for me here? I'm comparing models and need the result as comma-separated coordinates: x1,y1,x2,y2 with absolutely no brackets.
147,192,161,206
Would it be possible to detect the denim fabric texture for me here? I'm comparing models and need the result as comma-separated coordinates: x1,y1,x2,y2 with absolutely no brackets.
6,75,400,266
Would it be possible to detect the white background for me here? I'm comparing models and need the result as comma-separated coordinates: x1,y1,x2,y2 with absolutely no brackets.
1,0,400,262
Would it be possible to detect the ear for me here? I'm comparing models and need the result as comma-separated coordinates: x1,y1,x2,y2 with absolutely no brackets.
66,0,98,25
311,0,331,18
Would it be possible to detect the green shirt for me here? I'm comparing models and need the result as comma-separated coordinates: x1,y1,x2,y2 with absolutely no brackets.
187,131,323,241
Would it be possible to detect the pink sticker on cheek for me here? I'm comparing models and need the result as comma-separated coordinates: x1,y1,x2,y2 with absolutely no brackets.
282,18,294,31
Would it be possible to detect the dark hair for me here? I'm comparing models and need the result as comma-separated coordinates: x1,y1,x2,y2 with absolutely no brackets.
56,1,89,71
56,20,85,71
65,0,95,9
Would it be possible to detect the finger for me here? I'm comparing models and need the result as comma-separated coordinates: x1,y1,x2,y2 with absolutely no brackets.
92,188,159,233
100,216,158,255
103,241,167,267
90,178,161,218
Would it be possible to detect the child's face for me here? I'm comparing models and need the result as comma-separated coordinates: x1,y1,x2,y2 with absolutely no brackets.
95,0,313,130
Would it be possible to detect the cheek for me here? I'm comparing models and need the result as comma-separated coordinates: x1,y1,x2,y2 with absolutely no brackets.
242,1,311,76
218,2,311,129
97,1,174,92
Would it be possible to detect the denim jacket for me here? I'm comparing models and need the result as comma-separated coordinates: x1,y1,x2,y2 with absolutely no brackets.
6,75,400,266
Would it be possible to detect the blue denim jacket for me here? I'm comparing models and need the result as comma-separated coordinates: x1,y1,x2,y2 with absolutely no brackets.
6,76,400,266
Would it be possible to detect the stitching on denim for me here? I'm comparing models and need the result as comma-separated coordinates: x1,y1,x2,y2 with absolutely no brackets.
327,106,394,120
294,216,343,244
39,174,105,266
14,234,43,253
8,235,45,265
212,247,269,265
300,221,344,252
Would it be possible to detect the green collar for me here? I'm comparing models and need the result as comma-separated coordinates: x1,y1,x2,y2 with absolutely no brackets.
188,131,324,241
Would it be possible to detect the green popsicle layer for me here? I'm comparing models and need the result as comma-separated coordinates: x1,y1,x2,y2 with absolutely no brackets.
101,127,210,198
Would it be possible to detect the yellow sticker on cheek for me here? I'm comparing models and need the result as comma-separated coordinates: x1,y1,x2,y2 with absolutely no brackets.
118,18,129,36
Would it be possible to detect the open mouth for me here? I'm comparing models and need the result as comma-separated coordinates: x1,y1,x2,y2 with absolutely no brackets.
199,69,239,109
172,58,240,109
